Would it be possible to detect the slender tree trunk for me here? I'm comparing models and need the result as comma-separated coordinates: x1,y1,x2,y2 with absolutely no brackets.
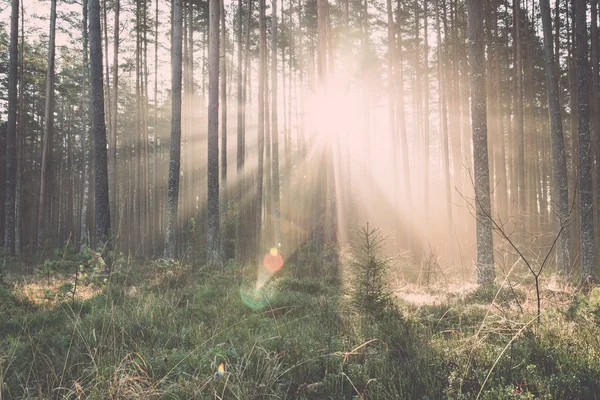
466,0,495,285
152,0,158,254
89,0,112,243
15,0,24,255
221,0,227,185
272,0,281,248
256,0,266,259
80,0,91,249
111,0,119,244
514,0,525,226
207,0,221,265
436,0,454,266
103,0,111,139
541,0,571,274
235,0,244,262
37,0,57,250
4,0,18,255
164,0,183,258
422,0,430,234
574,0,595,284
396,1,413,252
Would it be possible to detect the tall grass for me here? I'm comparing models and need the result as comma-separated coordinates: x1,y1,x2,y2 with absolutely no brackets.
1,246,600,398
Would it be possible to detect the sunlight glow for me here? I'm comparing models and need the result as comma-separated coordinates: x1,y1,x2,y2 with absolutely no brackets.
307,79,360,146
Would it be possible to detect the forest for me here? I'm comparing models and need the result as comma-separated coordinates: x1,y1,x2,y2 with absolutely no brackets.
1,0,600,397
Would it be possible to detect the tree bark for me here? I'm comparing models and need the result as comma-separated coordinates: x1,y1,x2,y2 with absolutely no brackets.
164,0,183,258
80,0,91,250
541,0,571,274
574,0,595,284
89,0,112,243
256,0,266,260
272,0,281,248
4,0,18,255
466,0,495,285
207,0,221,265
37,0,57,250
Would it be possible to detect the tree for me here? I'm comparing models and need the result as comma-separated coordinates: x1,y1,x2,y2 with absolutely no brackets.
164,0,183,259
89,0,112,243
514,0,525,226
80,0,91,249
37,0,57,249
574,0,595,284
271,0,281,248
466,0,495,285
111,0,120,235
207,0,221,265
540,0,571,274
4,0,19,255
256,0,266,259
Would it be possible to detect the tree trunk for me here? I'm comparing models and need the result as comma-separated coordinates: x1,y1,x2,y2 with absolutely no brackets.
80,0,91,249
271,0,281,248
466,0,495,285
89,0,112,243
514,0,525,227
112,0,120,244
4,0,18,255
207,0,221,265
164,0,183,258
574,0,595,284
541,0,571,274
256,0,266,260
37,0,57,250
235,0,244,262
436,0,454,266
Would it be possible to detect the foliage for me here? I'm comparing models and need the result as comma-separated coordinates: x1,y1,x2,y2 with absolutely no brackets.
2,251,600,398
350,226,395,317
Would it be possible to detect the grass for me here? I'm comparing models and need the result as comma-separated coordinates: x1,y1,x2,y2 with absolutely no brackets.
1,251,600,399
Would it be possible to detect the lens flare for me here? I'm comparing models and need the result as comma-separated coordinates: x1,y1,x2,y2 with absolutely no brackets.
264,249,284,273
240,283,269,310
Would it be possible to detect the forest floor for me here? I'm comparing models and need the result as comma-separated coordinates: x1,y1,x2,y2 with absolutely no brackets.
1,250,600,399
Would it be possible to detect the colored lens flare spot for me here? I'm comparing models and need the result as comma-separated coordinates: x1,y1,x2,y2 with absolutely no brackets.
264,250,284,273
217,362,225,377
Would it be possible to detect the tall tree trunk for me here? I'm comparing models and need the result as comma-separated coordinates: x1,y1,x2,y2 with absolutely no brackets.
220,0,228,258
466,0,495,285
272,0,281,248
152,0,158,254
164,0,183,258
396,1,413,252
541,0,571,274
422,0,430,235
436,0,454,266
574,0,595,284
4,0,18,255
207,0,221,265
221,0,227,185
15,0,24,255
111,0,119,243
89,0,112,243
80,0,91,249
514,0,525,227
256,0,266,259
103,0,111,140
235,0,244,262
37,0,57,250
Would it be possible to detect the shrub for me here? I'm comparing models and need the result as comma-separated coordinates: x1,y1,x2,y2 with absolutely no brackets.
350,226,394,317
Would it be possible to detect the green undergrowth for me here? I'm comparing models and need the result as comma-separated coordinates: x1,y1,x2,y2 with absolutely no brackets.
1,254,600,399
